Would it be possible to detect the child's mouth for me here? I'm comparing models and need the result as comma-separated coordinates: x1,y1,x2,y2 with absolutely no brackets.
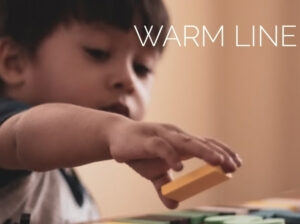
100,103,130,118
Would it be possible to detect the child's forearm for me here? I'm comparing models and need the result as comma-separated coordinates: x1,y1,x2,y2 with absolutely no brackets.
0,103,126,171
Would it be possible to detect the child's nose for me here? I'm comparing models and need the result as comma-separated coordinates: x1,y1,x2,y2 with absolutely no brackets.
108,65,135,94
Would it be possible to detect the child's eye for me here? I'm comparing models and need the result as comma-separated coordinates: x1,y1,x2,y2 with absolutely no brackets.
84,47,110,61
133,63,152,78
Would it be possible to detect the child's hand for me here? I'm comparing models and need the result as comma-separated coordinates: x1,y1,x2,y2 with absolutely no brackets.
108,119,242,208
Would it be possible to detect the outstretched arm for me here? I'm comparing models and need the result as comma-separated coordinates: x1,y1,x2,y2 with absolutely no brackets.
0,103,122,171
0,102,242,209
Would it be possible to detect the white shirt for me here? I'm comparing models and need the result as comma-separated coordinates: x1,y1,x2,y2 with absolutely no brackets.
0,170,100,224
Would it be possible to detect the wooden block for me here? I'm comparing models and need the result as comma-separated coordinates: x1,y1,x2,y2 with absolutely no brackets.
194,205,250,215
161,164,232,202
125,215,190,224
90,222,131,224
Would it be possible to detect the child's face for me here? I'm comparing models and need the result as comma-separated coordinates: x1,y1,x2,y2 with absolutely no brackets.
23,22,159,120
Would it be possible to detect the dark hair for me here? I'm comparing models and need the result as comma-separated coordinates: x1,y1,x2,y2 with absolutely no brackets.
0,0,170,94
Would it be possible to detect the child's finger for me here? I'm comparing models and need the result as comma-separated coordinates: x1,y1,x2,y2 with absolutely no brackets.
191,136,237,172
146,137,183,171
151,172,179,209
204,140,237,173
159,124,240,172
205,138,242,167
155,124,240,172
161,130,224,167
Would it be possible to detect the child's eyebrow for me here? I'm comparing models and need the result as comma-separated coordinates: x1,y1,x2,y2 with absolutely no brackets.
75,31,112,47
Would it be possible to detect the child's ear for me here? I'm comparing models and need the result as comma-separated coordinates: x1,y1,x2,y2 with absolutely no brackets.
0,38,28,87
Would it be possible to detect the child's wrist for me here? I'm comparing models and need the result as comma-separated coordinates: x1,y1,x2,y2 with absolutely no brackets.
102,113,132,160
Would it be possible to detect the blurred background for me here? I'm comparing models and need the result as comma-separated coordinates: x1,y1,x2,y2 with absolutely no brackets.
77,0,300,218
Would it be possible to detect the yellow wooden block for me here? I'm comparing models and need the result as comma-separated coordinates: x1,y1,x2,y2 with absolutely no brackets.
161,164,232,202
